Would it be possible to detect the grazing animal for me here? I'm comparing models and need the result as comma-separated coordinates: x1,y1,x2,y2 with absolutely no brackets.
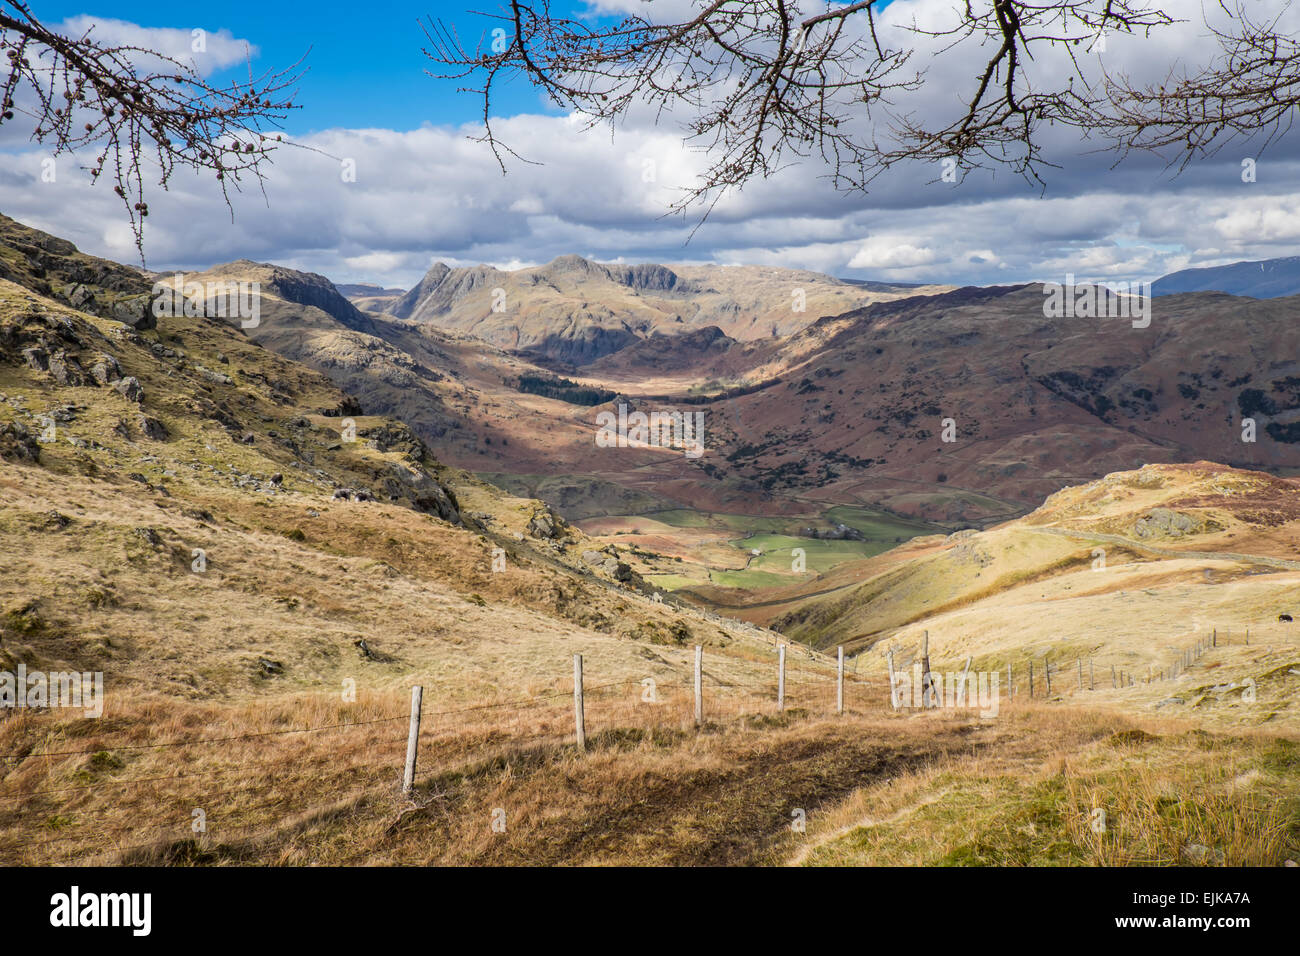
1280,613,1293,623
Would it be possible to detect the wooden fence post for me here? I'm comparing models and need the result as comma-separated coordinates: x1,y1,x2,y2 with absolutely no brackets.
403,685,423,795
960,656,973,707
777,644,786,712
1028,661,1034,699
694,645,703,728
921,631,935,708
836,646,845,715
1077,658,1083,692
887,649,898,710
1007,661,1013,700
1089,658,1095,691
1045,657,1052,696
573,654,586,752
1111,664,1117,689
1212,628,1216,648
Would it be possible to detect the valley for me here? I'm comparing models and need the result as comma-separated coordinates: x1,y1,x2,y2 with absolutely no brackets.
0,212,1297,867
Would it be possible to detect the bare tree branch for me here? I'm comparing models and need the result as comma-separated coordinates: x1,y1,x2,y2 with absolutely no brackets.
0,1,306,262
422,0,1289,216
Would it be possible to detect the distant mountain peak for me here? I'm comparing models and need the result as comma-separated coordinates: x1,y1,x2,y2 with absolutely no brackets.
1153,255,1300,298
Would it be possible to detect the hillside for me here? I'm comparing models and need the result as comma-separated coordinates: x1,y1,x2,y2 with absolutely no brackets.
775,463,1300,720
0,216,1296,867
0,227,808,699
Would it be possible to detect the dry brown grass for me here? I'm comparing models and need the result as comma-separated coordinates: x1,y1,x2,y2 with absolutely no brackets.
6,687,1293,867
795,704,1300,867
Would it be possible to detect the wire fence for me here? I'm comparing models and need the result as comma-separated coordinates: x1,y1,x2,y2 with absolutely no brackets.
1,623,1293,863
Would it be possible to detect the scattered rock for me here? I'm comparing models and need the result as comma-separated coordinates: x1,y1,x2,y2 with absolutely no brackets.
318,396,363,418
269,473,283,485
1135,508,1195,538
110,295,155,331
137,414,169,441
46,403,82,423
240,432,256,445
256,658,284,677
527,506,567,540
89,354,122,385
114,377,144,403
133,527,161,546
20,346,48,371
1181,843,1225,865
0,422,40,462
197,366,233,386
47,350,88,386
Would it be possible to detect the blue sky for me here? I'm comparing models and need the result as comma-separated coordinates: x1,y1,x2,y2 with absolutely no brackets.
3,1,1298,288
33,1,585,132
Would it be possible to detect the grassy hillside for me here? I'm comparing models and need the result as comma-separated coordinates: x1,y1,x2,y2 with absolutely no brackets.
0,216,1295,868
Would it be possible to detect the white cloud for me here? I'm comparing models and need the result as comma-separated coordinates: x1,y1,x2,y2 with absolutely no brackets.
847,240,938,270
54,17,257,73
2,6,1298,292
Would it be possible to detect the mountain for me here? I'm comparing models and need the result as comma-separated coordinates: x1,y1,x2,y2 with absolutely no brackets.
175,256,1300,533
387,254,951,364
338,282,406,312
1153,256,1300,298
2,213,1298,867
369,281,1298,530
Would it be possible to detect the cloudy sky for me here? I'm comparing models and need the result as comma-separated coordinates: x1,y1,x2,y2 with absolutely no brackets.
2,0,1299,289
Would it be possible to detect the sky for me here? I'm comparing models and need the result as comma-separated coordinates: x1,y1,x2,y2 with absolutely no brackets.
2,1,1300,290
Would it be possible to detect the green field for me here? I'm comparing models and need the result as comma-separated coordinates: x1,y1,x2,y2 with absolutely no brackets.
707,568,802,590
822,505,941,542
736,533,877,573
629,505,944,594
648,509,792,532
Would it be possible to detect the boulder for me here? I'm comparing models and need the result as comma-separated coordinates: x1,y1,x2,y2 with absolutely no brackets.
114,376,144,402
527,506,567,540
20,346,48,371
110,294,155,331
47,350,88,386
0,422,40,462
89,353,122,385
137,414,169,441
1135,508,1195,538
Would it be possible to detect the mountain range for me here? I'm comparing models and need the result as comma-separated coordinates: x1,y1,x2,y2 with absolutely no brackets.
2,211,1298,865
1153,255,1300,298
